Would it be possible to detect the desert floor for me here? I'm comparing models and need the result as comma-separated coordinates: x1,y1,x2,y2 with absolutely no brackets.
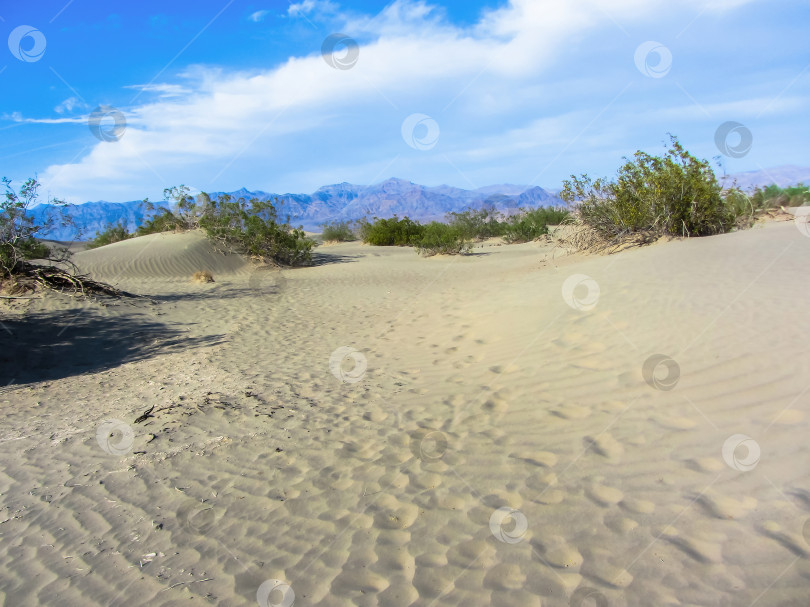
2,220,810,606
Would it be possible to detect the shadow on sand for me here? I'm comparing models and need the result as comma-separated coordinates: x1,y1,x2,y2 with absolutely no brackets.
0,308,224,386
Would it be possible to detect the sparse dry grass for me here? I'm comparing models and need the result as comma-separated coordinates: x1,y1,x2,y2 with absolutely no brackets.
192,270,215,283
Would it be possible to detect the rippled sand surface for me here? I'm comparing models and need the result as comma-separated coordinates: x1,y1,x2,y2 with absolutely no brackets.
2,222,809,606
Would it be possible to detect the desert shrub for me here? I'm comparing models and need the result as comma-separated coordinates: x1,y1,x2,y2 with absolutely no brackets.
198,195,314,266
561,136,743,239
413,222,472,256
501,207,570,243
87,223,132,249
359,216,424,246
320,220,356,242
750,183,810,209
1,177,68,277
446,207,504,240
192,270,214,283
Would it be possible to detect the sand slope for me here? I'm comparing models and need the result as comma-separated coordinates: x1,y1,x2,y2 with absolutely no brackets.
73,230,250,281
1,221,809,606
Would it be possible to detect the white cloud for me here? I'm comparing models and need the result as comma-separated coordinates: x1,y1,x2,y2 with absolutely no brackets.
55,97,85,114
248,9,271,22
288,0,338,17
36,0,781,203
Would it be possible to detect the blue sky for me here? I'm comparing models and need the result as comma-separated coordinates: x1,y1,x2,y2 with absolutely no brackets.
1,0,807,203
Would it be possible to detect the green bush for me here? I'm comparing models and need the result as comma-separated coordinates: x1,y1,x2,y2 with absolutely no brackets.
87,223,132,249
446,207,504,240
561,136,743,239
198,195,314,266
750,183,809,209
1,177,64,276
501,207,570,243
320,220,356,242
413,222,472,256
359,216,424,246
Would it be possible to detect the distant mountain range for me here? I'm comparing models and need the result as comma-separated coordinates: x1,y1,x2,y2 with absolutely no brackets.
719,165,810,190
31,166,810,241
30,178,563,241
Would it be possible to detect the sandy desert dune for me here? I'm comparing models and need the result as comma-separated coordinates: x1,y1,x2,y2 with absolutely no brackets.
1,219,810,606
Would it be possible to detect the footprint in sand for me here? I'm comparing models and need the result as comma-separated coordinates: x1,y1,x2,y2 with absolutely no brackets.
586,484,624,507
758,520,810,557
695,491,757,519
583,433,624,460
552,403,592,420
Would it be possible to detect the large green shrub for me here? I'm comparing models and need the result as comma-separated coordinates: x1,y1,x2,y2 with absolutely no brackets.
198,195,314,266
446,207,504,240
413,222,472,256
359,216,424,246
320,220,356,242
501,207,570,243
561,136,743,239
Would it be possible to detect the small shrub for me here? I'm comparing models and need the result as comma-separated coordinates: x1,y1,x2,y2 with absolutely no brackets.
750,183,810,209
501,207,570,243
1,177,68,277
192,270,214,283
413,222,472,256
320,220,356,242
359,216,424,246
561,135,744,241
446,207,504,240
87,223,132,249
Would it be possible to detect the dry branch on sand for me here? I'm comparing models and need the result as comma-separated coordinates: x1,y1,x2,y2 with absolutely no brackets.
3,261,134,299
192,270,215,283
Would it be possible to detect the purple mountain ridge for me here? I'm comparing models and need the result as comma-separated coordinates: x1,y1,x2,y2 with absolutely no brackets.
31,177,564,241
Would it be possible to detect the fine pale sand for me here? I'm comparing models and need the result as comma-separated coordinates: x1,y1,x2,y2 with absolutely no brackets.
2,221,809,606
